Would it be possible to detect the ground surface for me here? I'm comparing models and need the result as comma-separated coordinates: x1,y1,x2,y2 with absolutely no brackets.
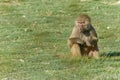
0,0,120,80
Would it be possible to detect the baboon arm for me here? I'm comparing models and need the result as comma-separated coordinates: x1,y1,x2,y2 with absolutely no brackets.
68,38,84,48
68,39,73,48
69,27,80,38
70,44,81,57
90,27,98,41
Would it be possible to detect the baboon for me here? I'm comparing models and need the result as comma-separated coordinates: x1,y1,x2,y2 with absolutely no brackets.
68,14,99,59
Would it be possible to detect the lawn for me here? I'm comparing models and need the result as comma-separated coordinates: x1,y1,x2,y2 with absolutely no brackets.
0,0,120,80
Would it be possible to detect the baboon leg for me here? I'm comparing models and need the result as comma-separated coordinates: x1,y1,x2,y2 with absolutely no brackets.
92,50,99,59
70,44,81,57
88,44,99,59
89,50,99,59
68,39,73,48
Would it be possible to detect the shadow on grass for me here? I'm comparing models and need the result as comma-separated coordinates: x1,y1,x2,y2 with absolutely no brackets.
100,52,120,57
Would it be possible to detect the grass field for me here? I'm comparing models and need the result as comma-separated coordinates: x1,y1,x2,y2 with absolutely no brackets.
0,0,120,80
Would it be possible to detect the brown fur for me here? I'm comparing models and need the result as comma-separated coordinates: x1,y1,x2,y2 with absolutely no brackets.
68,14,99,59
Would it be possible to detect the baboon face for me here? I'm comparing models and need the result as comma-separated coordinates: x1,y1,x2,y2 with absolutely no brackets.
75,14,91,31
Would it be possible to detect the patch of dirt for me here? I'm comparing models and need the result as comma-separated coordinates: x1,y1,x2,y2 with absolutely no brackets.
102,1,120,5
113,1,120,5
0,1,20,6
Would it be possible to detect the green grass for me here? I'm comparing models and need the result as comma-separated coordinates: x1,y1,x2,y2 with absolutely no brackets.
0,0,120,80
